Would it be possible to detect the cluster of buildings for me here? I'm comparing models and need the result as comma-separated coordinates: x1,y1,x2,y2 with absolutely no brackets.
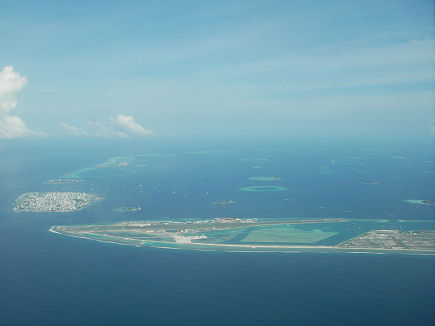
14,192,100,212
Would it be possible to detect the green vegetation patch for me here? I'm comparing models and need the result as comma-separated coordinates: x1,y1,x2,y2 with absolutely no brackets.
202,228,248,243
241,227,338,243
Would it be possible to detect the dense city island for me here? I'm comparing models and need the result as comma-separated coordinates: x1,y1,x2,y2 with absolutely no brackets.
14,192,103,212
50,217,435,254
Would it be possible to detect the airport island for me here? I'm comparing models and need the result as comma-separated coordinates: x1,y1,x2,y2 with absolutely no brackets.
14,192,103,212
50,217,435,254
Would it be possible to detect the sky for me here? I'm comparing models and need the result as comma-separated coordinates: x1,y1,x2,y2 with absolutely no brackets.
0,0,433,140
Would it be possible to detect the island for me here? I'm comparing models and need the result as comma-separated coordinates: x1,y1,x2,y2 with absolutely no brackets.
240,186,288,192
212,200,235,205
339,230,435,250
249,176,282,181
113,206,142,212
62,156,135,179
96,156,133,168
404,199,435,206
49,218,435,254
14,192,103,212
43,178,82,184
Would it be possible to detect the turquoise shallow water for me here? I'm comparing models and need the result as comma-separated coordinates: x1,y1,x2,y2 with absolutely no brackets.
0,138,434,325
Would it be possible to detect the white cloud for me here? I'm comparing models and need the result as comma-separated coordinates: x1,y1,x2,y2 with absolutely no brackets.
58,122,89,137
0,65,42,138
430,118,435,136
0,66,27,113
86,120,130,138
59,115,152,138
112,114,153,136
0,115,33,138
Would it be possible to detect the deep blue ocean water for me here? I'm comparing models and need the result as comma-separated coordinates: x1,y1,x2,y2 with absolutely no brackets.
0,138,434,325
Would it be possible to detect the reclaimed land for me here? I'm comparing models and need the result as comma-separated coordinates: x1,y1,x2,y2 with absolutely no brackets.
49,218,435,254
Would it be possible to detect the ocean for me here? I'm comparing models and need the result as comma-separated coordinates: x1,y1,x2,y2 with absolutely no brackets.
0,137,434,325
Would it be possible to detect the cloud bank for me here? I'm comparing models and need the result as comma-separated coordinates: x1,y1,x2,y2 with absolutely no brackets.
0,66,41,138
59,114,152,138
111,114,152,136
1,66,152,139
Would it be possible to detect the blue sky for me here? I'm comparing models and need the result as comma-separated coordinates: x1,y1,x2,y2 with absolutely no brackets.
0,0,433,139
